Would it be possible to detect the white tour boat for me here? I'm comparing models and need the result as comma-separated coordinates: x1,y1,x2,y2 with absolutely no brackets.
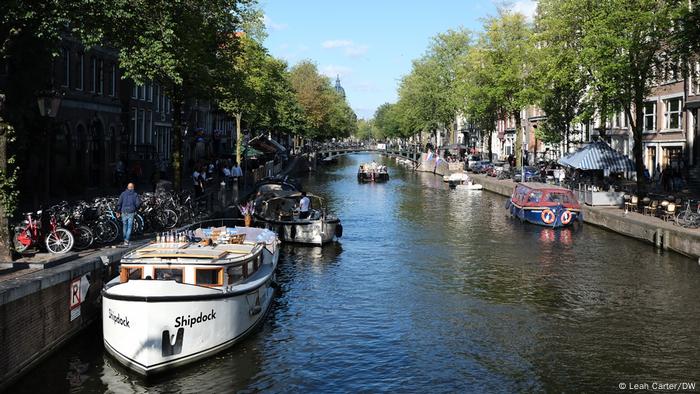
102,222,279,375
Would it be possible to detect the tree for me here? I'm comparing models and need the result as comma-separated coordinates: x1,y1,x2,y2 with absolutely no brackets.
476,10,535,168
108,0,254,189
288,61,356,142
556,0,687,193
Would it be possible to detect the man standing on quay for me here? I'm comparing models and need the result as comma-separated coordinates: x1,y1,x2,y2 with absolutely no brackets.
116,183,141,246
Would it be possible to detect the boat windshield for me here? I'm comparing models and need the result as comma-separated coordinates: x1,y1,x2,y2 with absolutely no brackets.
527,191,543,203
546,192,574,204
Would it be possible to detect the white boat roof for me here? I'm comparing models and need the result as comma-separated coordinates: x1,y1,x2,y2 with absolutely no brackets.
121,226,277,265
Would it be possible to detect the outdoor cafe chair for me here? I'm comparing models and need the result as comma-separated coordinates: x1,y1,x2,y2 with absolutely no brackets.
625,195,639,212
644,200,659,216
660,202,676,221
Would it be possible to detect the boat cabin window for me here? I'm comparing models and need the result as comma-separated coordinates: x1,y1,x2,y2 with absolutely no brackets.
546,192,573,204
227,265,245,284
195,268,223,287
527,191,543,203
154,267,184,283
119,266,143,283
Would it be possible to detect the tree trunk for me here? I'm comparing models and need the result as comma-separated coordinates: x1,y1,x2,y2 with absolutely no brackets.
0,114,13,261
488,129,493,162
514,110,523,168
235,113,242,165
171,85,183,191
632,98,645,196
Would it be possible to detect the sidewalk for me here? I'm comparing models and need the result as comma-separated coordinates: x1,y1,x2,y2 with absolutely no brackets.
471,173,700,260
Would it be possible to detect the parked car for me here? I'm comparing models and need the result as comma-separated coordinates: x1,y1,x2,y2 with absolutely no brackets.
513,166,541,182
465,155,483,171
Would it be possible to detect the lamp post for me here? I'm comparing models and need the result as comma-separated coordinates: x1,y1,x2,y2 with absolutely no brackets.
36,91,62,203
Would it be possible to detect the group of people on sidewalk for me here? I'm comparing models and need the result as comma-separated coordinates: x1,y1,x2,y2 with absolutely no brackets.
192,159,243,197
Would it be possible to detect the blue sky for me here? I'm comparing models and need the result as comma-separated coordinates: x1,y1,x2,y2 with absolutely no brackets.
260,1,537,120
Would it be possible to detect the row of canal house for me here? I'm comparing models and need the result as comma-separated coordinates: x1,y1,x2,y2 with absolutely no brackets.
0,36,240,206
449,63,700,178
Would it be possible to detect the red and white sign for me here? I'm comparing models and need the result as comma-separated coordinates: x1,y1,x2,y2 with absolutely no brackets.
70,278,81,309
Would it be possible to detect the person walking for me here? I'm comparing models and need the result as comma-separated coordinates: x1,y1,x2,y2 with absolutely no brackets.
116,182,141,246
193,166,205,197
299,191,311,219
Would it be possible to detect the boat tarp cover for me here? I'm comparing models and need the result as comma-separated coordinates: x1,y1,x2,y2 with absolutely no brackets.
558,141,635,172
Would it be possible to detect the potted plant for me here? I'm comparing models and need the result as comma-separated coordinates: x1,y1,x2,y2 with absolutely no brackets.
238,202,255,227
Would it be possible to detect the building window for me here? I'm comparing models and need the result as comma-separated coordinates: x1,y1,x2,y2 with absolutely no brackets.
147,81,153,102
155,85,160,112
664,98,682,130
165,97,171,114
97,59,104,94
643,102,656,132
131,81,137,99
138,84,144,100
694,62,700,95
62,48,70,87
76,54,84,91
131,107,137,146
109,64,116,96
90,57,96,93
146,110,152,144
139,109,145,143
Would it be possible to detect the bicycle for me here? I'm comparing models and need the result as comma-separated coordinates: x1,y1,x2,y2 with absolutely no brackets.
675,200,700,229
13,209,75,254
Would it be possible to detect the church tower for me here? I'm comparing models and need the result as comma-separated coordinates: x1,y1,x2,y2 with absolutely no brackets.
334,75,346,99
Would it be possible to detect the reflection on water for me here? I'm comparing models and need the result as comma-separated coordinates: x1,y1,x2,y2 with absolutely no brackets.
9,153,700,393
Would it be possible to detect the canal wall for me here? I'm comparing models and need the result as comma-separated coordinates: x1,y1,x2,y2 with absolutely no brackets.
415,153,450,176
0,245,139,390
471,174,700,260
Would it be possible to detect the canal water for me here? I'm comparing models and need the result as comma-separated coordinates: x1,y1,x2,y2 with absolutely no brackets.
10,153,700,393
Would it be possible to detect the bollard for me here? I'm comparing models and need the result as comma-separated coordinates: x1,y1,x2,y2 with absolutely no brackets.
654,229,662,249
662,229,670,250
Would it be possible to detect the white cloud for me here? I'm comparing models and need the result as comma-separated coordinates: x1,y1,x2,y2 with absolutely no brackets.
321,65,353,79
321,39,369,58
263,14,288,31
510,0,538,20
322,39,354,49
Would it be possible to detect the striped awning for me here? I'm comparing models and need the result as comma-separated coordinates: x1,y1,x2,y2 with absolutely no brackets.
558,141,635,172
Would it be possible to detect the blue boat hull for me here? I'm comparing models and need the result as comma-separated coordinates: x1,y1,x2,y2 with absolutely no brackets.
507,201,582,228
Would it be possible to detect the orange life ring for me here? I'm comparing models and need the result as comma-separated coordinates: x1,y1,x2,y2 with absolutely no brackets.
560,210,573,225
541,209,556,224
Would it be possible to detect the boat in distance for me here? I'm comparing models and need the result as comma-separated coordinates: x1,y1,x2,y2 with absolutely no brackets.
357,162,389,183
102,221,279,376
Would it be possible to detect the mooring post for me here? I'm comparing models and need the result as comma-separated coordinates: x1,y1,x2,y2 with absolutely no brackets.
662,229,670,250
654,229,662,249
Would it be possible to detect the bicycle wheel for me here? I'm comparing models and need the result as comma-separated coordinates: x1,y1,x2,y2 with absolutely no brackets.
13,229,32,253
45,229,74,254
73,225,94,250
132,214,144,235
94,219,120,244
159,209,178,229
675,210,691,227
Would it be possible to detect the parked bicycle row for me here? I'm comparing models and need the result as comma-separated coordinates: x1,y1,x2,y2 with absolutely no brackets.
12,190,210,255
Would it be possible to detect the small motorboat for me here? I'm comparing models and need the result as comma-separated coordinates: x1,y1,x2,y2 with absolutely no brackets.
358,162,389,183
505,182,582,227
444,172,471,182
255,191,342,245
455,182,483,191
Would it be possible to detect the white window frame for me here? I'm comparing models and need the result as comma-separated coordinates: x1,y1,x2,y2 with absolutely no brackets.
663,97,683,131
694,62,700,95
147,81,153,102
155,84,160,112
643,102,656,133
139,108,145,144
131,107,138,146
146,110,152,144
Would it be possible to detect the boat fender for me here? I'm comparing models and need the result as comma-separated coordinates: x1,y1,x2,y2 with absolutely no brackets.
335,223,343,238
249,305,262,316
560,210,573,225
541,209,556,225
505,200,512,209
